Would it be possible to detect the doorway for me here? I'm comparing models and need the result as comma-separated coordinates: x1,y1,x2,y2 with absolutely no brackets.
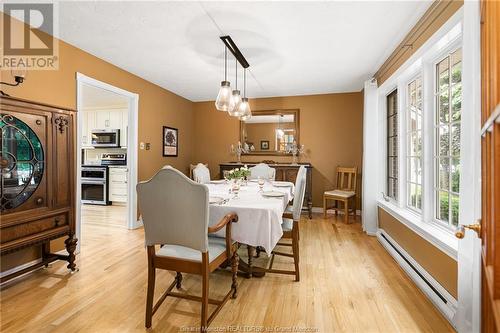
76,73,139,252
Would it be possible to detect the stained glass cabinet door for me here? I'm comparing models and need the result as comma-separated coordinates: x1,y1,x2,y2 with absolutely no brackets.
0,111,48,214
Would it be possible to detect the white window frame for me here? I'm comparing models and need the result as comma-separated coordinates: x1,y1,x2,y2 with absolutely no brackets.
405,73,424,214
430,41,463,230
377,17,464,237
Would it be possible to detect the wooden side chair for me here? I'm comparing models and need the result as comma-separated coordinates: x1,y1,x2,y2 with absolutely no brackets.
136,166,239,332
323,166,357,223
266,165,307,281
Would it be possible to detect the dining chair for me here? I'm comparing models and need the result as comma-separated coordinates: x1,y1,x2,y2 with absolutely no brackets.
190,163,208,180
323,166,357,223
267,165,307,281
192,163,211,184
136,166,239,332
249,163,276,180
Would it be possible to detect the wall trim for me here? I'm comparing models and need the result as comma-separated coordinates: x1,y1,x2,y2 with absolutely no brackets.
374,0,463,85
377,229,457,328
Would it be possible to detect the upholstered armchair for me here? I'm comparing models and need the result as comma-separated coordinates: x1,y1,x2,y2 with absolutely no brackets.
136,166,239,332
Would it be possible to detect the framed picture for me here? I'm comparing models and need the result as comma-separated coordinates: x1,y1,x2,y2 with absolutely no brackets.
260,140,269,150
163,126,178,157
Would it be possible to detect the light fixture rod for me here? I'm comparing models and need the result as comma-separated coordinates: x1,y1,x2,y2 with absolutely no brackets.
235,59,238,90
224,46,227,81
220,35,250,69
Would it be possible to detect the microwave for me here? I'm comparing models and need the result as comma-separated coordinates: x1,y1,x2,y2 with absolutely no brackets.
91,129,120,148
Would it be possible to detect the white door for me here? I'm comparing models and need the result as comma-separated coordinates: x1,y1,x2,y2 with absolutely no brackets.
455,2,481,332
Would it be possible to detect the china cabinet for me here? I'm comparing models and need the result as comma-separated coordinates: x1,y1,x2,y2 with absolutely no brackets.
0,96,77,282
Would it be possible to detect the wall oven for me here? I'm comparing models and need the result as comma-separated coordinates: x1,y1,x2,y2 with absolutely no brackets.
81,166,109,205
91,129,120,148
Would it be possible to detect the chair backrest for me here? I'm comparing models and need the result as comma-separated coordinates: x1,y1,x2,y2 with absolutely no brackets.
249,163,276,180
192,163,211,184
291,166,307,220
336,166,357,192
136,166,209,252
189,163,208,179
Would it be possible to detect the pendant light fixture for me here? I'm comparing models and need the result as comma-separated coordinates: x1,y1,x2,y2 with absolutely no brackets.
216,35,251,117
228,59,244,117
239,68,252,121
215,47,232,112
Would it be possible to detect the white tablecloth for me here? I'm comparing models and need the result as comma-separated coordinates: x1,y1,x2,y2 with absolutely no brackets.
207,181,294,253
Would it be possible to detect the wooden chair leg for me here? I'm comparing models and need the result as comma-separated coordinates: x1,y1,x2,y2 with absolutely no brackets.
247,245,254,278
292,227,300,282
201,254,209,332
175,272,182,289
231,250,239,298
323,196,327,218
145,248,155,328
343,199,348,223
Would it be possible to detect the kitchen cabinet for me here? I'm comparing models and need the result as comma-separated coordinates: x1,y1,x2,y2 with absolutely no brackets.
109,166,128,203
82,108,128,147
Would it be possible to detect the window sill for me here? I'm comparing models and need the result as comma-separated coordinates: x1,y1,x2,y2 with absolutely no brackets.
377,200,458,260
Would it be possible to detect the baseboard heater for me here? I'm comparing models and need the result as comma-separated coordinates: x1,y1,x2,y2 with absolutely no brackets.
377,229,457,327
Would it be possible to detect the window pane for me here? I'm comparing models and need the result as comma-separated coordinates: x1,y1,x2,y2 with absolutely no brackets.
451,158,460,193
387,90,398,200
416,185,422,210
438,191,450,222
409,132,422,156
451,122,461,157
409,157,422,183
451,194,459,226
438,58,450,90
451,83,462,121
388,157,398,178
409,183,417,207
438,89,450,122
439,125,450,156
438,157,450,189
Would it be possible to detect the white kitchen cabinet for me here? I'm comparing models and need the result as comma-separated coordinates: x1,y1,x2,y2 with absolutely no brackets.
109,166,128,203
84,108,128,147
82,110,96,147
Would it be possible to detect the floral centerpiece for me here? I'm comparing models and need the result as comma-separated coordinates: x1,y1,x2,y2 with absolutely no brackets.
226,165,251,183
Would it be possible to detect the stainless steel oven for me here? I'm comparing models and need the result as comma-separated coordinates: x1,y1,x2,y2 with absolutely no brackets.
81,166,109,205
91,129,120,148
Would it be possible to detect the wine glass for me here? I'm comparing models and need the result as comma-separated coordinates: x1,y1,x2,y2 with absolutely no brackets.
232,181,241,199
258,177,265,192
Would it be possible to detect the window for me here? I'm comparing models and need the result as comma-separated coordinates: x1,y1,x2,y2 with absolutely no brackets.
407,77,423,211
387,89,398,200
435,48,462,227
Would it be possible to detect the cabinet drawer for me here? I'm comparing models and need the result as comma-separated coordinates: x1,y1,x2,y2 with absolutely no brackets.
109,173,127,183
110,193,127,202
1,214,68,243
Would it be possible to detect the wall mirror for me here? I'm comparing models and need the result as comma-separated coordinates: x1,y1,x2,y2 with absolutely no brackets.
240,109,300,155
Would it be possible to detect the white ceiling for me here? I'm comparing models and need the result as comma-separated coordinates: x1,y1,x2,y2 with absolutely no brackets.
81,83,129,109
53,1,431,101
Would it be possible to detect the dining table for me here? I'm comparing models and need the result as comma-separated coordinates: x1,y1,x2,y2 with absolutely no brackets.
206,179,295,277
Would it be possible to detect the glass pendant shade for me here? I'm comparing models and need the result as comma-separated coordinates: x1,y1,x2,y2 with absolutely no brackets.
215,81,232,111
228,90,244,116
239,98,252,120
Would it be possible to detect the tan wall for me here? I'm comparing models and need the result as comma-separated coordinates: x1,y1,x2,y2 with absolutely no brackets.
1,14,195,272
378,207,458,298
193,93,364,207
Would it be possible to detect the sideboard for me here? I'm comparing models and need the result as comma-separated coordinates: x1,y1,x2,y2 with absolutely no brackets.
219,162,313,218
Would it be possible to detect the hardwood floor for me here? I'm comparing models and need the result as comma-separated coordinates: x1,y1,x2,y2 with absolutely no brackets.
0,215,454,332
81,203,127,227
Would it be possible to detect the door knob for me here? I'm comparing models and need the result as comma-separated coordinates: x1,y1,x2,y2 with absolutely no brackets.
455,221,481,239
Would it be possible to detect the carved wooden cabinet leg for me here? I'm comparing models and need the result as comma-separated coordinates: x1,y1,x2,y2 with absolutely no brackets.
231,251,239,298
41,242,51,268
175,272,183,289
247,245,254,278
65,234,78,271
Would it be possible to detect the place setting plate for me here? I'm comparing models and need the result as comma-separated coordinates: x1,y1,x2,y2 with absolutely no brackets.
261,191,285,198
209,196,224,204
272,181,292,187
